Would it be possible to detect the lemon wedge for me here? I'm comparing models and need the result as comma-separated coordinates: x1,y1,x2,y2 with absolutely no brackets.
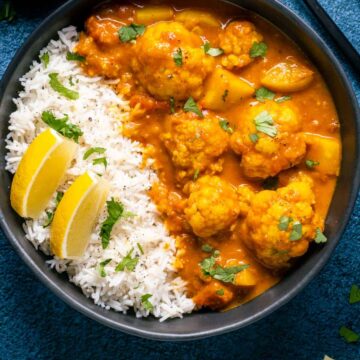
10,129,77,218
50,172,109,259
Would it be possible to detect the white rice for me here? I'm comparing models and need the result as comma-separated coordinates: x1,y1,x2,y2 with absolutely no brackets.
5,26,195,321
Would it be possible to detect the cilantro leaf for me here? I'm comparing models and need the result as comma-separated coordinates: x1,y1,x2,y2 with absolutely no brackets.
219,119,234,134
314,228,327,244
193,168,200,181
83,147,106,160
250,42,268,58
119,23,146,42
289,221,302,241
40,52,50,68
349,284,360,304
275,95,291,103
202,41,223,57
41,111,83,142
200,256,217,276
55,191,64,205
254,111,277,137
43,211,54,228
66,52,85,62
216,289,224,296
0,1,16,22
100,198,125,249
169,97,175,114
173,48,183,66
249,133,259,143
115,248,139,272
339,326,359,343
49,73,79,100
255,87,275,102
201,244,213,253
93,157,108,168
184,97,204,118
278,216,292,231
141,294,154,311
137,243,144,255
99,258,112,278
306,159,320,169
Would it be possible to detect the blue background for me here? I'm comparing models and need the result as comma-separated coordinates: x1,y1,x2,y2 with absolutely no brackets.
0,0,359,359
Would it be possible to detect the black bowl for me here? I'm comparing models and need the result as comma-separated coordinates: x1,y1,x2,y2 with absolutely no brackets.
0,0,359,341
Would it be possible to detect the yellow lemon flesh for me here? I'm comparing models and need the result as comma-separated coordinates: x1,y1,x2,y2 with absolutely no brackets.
50,172,109,259
10,129,78,218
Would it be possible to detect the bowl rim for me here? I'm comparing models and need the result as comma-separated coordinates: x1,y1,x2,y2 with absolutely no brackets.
0,0,359,341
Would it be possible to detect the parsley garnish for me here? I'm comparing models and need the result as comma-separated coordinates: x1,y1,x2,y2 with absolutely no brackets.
40,52,50,68
249,133,259,143
314,228,327,244
169,97,175,114
100,198,125,249
219,119,233,134
93,157,107,168
275,95,291,103
254,111,277,137
250,42,268,58
262,176,278,190
222,89,229,102
339,326,359,343
115,248,139,272
119,23,146,42
0,1,16,22
137,243,144,255
42,191,63,228
289,221,302,241
49,73,79,100
255,87,275,102
278,216,292,231
83,147,106,160
193,169,200,181
41,111,83,143
173,48,183,66
183,97,204,118
141,294,154,311
306,159,320,169
202,41,224,57
201,244,213,253
99,258,112,277
66,52,85,62
216,289,224,296
349,284,360,304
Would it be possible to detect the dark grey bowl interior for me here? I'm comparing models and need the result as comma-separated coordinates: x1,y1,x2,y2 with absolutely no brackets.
0,0,359,341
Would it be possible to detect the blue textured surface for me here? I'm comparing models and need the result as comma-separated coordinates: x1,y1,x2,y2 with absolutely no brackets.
0,0,359,359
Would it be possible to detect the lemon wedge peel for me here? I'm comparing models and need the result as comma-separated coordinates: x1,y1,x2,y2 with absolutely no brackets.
10,129,77,218
50,172,109,259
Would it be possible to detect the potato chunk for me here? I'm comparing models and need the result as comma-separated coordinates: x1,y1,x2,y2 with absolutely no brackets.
135,6,174,24
193,282,234,310
175,10,220,29
261,61,314,92
304,133,340,176
201,68,255,110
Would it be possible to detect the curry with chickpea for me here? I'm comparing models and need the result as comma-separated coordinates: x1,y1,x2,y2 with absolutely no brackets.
75,1,341,311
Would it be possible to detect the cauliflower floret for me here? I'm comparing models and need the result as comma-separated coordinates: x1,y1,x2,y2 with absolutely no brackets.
219,21,263,70
162,111,229,182
231,101,306,179
131,21,214,100
238,173,324,269
185,176,241,237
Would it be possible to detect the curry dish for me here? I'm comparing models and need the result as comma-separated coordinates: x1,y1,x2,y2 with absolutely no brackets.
76,1,341,311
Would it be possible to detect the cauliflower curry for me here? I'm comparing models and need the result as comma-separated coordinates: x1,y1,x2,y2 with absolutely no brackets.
76,1,341,311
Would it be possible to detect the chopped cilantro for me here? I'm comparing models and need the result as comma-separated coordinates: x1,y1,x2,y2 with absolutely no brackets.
201,244,213,253
43,211,54,228
169,97,175,114
48,73,79,100
289,221,302,241
83,147,106,160
193,169,200,181
141,294,154,311
222,89,229,102
255,87,275,102
314,228,327,244
278,216,292,231
173,48,183,66
115,248,139,272
93,157,108,168
349,284,360,304
137,243,144,255
99,258,112,278
254,111,277,137
100,198,125,249
69,76,74,86
56,191,64,205
66,52,85,62
213,250,220,257
339,326,359,343
200,255,216,275
41,111,83,142
250,42,268,58
40,52,50,68
219,119,233,134
119,23,146,42
275,95,291,103
0,1,16,22
184,97,204,118
202,41,224,57
249,133,259,143
306,159,320,169
216,289,224,296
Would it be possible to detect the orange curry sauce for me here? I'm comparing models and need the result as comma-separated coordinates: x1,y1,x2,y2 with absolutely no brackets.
76,1,341,311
